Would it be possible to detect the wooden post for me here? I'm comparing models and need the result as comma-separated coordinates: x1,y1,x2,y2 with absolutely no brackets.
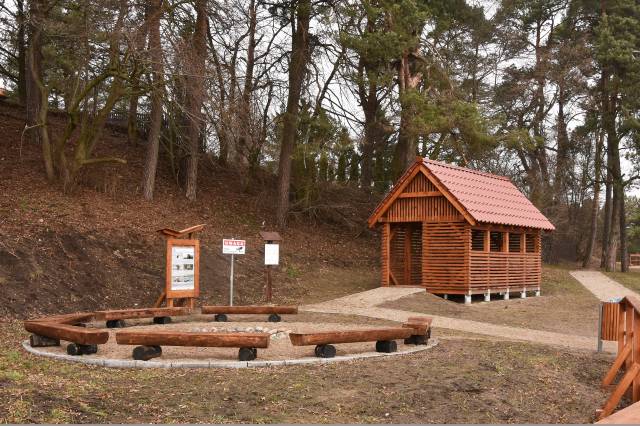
259,231,281,303
266,265,272,303
634,308,640,401
627,303,634,373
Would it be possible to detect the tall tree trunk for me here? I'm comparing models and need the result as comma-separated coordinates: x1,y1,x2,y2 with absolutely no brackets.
141,0,164,200
357,15,382,190
128,4,151,145
620,193,629,272
275,0,311,228
554,83,570,203
392,50,422,180
26,0,53,181
583,128,604,268
604,91,621,272
238,0,257,189
16,0,27,105
184,0,207,202
601,166,612,268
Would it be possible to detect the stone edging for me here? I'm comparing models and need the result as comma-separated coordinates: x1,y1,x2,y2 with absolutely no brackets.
22,339,438,369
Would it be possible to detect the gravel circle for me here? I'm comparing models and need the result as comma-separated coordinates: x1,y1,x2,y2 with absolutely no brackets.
21,318,437,368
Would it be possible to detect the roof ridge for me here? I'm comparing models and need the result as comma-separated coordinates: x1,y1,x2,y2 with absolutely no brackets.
423,159,512,181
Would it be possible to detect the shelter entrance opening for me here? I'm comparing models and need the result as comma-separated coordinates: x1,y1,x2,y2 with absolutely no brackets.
389,222,422,286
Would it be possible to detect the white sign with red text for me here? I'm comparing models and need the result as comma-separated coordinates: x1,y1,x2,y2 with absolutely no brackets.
223,239,246,255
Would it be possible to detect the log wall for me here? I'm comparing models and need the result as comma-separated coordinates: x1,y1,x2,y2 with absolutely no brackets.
422,222,469,293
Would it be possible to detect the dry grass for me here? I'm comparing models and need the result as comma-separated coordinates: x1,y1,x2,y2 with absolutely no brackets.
605,270,640,294
381,266,601,337
0,319,612,424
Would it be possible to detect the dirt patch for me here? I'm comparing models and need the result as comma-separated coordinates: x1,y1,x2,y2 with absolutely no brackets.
0,319,613,423
381,266,601,337
0,102,381,319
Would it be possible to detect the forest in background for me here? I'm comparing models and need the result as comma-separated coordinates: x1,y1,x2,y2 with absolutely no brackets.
0,0,639,270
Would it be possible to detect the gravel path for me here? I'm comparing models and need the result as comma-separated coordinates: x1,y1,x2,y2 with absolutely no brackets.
303,287,614,353
570,270,640,302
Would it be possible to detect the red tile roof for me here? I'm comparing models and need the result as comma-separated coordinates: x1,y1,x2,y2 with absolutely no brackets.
424,159,555,231
368,158,555,231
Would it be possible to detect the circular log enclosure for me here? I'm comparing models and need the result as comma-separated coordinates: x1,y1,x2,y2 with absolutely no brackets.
23,306,432,364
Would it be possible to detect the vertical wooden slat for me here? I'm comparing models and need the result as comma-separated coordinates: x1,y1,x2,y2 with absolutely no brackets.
381,223,390,287
404,225,412,286
634,309,640,401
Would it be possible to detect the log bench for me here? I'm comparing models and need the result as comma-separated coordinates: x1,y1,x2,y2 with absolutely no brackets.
24,321,109,356
94,307,192,328
27,312,95,326
289,318,432,358
115,330,271,361
201,305,298,323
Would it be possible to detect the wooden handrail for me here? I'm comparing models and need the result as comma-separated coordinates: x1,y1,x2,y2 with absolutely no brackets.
598,297,640,420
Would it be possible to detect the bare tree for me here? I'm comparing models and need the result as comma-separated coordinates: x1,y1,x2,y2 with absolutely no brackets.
141,0,165,200
275,0,311,227
184,0,207,201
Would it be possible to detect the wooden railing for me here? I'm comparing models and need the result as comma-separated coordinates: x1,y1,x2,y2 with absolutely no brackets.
631,254,640,267
598,296,640,420
468,251,541,291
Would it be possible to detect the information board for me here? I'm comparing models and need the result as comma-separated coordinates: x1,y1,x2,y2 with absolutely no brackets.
264,244,279,265
165,239,200,299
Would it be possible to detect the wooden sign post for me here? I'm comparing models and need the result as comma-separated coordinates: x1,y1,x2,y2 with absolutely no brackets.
260,231,282,303
156,224,205,309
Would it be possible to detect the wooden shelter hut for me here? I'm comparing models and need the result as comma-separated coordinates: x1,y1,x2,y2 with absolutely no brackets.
368,158,555,303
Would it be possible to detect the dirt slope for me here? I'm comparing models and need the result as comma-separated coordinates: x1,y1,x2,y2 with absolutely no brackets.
0,102,380,318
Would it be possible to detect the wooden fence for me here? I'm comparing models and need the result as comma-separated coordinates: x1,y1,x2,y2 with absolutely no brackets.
105,110,151,134
598,296,640,420
631,254,640,267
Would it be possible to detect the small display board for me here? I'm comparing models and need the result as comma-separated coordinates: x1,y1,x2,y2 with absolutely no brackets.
165,239,200,299
223,239,246,255
265,243,279,265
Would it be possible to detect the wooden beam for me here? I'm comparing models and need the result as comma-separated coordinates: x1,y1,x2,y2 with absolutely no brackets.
599,363,640,420
397,191,442,198
157,224,205,238
603,343,633,387
201,305,298,315
115,331,270,348
94,307,191,321
24,322,109,345
483,230,490,253
289,328,414,346
26,312,95,325
154,291,166,308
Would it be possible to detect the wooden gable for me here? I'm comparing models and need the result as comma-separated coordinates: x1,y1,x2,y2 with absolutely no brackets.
369,166,470,226
385,172,464,222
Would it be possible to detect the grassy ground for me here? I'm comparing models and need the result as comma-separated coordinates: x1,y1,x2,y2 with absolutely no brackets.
605,270,640,294
381,266,601,337
0,320,611,424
